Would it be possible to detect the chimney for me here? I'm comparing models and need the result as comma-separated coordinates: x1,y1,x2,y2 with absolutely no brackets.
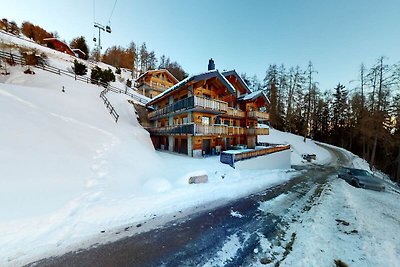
208,58,215,71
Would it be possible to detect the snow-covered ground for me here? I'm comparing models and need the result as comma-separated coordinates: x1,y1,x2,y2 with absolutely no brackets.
0,67,297,266
259,129,332,165
1,31,399,267
249,150,400,267
0,32,333,266
278,178,400,267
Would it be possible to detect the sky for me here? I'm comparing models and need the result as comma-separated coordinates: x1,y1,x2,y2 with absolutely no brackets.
2,0,400,91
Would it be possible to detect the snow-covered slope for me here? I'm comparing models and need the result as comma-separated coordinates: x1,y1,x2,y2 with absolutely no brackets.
263,151,400,267
258,129,332,165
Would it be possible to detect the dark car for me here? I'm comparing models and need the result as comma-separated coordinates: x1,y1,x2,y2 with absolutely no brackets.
338,167,385,191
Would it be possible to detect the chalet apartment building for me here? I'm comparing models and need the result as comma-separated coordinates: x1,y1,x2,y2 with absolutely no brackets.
145,59,270,157
135,69,179,99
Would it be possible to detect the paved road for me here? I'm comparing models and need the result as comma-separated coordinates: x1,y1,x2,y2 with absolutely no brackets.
28,145,347,267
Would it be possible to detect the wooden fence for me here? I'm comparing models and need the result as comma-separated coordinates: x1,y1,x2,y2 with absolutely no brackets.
220,144,291,167
0,50,149,105
100,89,119,123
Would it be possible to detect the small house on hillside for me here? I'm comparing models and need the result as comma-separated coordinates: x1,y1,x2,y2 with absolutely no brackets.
145,59,271,157
71,48,86,59
135,69,179,99
43,38,75,57
0,19,7,31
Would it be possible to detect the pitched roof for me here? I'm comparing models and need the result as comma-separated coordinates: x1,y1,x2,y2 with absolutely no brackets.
71,48,86,56
221,70,252,94
146,69,236,106
135,69,179,83
239,90,270,103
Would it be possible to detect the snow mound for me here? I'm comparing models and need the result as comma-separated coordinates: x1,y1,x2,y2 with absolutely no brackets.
258,128,332,165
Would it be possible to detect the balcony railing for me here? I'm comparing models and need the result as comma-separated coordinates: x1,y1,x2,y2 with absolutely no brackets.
226,107,245,118
193,96,228,112
247,127,269,135
148,96,229,120
146,123,248,136
247,111,269,120
146,123,195,135
228,126,245,135
194,124,228,135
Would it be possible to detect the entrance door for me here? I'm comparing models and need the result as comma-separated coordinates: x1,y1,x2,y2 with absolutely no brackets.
165,137,169,150
202,139,211,155
181,138,188,155
226,138,231,150
174,138,179,153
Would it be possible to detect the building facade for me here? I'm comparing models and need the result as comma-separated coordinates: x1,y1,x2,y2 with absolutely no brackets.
135,69,179,99
145,65,270,157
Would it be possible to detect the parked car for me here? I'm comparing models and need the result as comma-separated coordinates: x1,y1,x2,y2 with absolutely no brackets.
338,167,385,191
302,154,316,162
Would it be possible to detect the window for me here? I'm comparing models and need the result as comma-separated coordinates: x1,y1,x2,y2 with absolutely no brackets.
203,93,211,99
182,117,188,124
202,116,210,125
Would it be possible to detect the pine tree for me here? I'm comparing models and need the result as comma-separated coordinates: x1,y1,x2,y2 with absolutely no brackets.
72,59,87,75
70,36,89,60
139,42,148,72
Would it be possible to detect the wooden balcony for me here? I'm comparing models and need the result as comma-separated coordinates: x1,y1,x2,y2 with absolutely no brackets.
247,127,269,135
148,96,228,120
146,123,248,136
194,124,228,135
228,126,245,135
247,111,269,120
145,123,195,136
225,107,245,118
193,96,228,113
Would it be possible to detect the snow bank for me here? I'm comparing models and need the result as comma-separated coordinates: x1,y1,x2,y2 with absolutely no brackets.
258,129,332,165
280,178,400,267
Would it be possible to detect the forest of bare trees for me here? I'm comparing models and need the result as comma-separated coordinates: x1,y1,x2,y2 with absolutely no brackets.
101,42,187,81
242,57,400,182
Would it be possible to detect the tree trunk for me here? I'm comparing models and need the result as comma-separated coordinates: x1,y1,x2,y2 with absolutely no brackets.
370,132,378,169
362,137,366,160
397,146,400,182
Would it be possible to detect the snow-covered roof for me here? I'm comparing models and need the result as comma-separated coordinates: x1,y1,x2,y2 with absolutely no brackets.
146,69,237,106
135,69,179,83
221,69,252,94
71,48,86,56
239,90,270,104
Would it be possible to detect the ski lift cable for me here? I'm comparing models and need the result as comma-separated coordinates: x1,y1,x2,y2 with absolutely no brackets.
93,0,95,25
108,0,118,25
93,0,96,42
